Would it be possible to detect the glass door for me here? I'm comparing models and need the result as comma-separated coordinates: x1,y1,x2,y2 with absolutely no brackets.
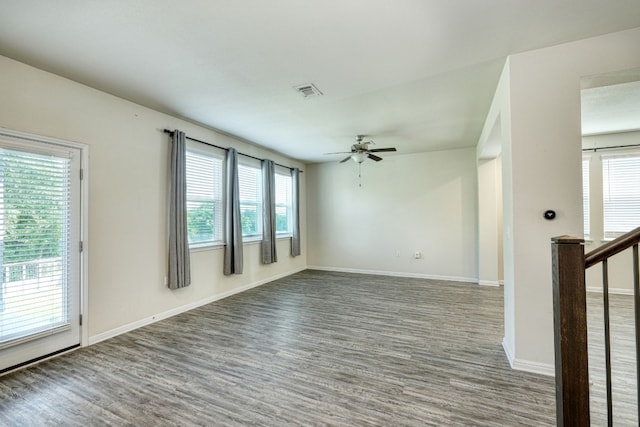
0,133,82,372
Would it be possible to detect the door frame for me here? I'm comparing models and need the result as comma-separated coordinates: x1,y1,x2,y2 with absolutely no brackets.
0,127,89,350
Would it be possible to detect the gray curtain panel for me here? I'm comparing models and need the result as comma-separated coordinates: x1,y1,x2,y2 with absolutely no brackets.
168,129,191,289
291,167,301,257
261,159,277,264
224,148,243,275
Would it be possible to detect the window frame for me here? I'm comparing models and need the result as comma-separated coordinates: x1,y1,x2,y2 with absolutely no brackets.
583,146,640,243
185,142,225,249
582,156,590,239
601,152,640,239
275,168,293,237
237,158,263,242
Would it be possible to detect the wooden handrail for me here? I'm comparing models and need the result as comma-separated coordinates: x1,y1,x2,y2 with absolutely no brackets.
585,226,640,268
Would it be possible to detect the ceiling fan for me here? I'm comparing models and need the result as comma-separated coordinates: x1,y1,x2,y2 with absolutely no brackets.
326,135,397,163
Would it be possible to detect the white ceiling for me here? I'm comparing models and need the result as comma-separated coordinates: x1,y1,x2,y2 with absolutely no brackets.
582,79,640,136
1,1,640,163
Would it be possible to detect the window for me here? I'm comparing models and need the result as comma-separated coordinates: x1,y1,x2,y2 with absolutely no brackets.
238,161,262,239
275,170,293,235
185,148,223,246
185,145,294,244
602,154,640,239
582,158,590,238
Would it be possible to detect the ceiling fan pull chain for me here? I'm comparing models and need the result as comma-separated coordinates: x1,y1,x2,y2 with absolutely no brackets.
358,162,362,187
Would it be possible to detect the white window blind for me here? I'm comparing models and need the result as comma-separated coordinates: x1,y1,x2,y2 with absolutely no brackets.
0,148,71,344
582,158,590,238
238,163,262,238
602,154,640,239
185,149,223,246
275,172,292,235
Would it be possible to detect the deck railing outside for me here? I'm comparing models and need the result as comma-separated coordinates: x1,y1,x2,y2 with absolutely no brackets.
2,257,63,284
0,257,64,342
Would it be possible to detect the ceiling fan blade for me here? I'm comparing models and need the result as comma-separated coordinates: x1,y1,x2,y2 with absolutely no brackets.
339,156,352,163
324,151,352,155
367,153,383,162
368,147,397,153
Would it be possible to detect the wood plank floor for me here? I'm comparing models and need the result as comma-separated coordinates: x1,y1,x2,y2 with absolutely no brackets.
0,270,558,426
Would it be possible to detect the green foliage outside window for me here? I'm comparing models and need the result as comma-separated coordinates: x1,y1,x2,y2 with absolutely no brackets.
241,208,258,236
2,153,65,264
187,201,215,244
276,212,288,233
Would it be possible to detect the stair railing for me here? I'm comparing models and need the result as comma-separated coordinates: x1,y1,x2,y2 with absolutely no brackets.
551,226,640,427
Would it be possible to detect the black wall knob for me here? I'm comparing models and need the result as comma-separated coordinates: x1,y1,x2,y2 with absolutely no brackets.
544,210,556,220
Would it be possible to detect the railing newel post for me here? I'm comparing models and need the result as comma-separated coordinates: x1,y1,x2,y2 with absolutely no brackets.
552,235,590,427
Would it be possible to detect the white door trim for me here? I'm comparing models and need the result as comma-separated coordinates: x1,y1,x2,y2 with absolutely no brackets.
0,127,89,350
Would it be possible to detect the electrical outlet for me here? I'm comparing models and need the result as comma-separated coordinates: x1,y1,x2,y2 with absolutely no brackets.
163,276,168,286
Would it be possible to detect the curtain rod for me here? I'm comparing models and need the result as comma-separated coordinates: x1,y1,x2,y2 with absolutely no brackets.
163,129,303,173
583,143,640,152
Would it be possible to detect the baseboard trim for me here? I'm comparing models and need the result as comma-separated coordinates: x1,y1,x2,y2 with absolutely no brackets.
587,287,634,296
478,280,500,287
88,266,307,346
307,265,478,284
502,337,554,377
502,338,515,368
512,358,555,377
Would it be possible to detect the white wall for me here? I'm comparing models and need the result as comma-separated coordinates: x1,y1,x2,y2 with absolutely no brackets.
477,60,517,366
0,55,307,341
307,148,478,282
583,130,640,294
478,26,640,375
477,156,503,286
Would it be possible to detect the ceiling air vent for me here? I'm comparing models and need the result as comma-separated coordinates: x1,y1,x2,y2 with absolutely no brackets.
294,83,323,98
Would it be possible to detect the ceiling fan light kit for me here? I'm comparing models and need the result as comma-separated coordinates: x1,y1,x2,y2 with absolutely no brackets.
351,152,367,163
322,134,399,187
328,134,398,164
